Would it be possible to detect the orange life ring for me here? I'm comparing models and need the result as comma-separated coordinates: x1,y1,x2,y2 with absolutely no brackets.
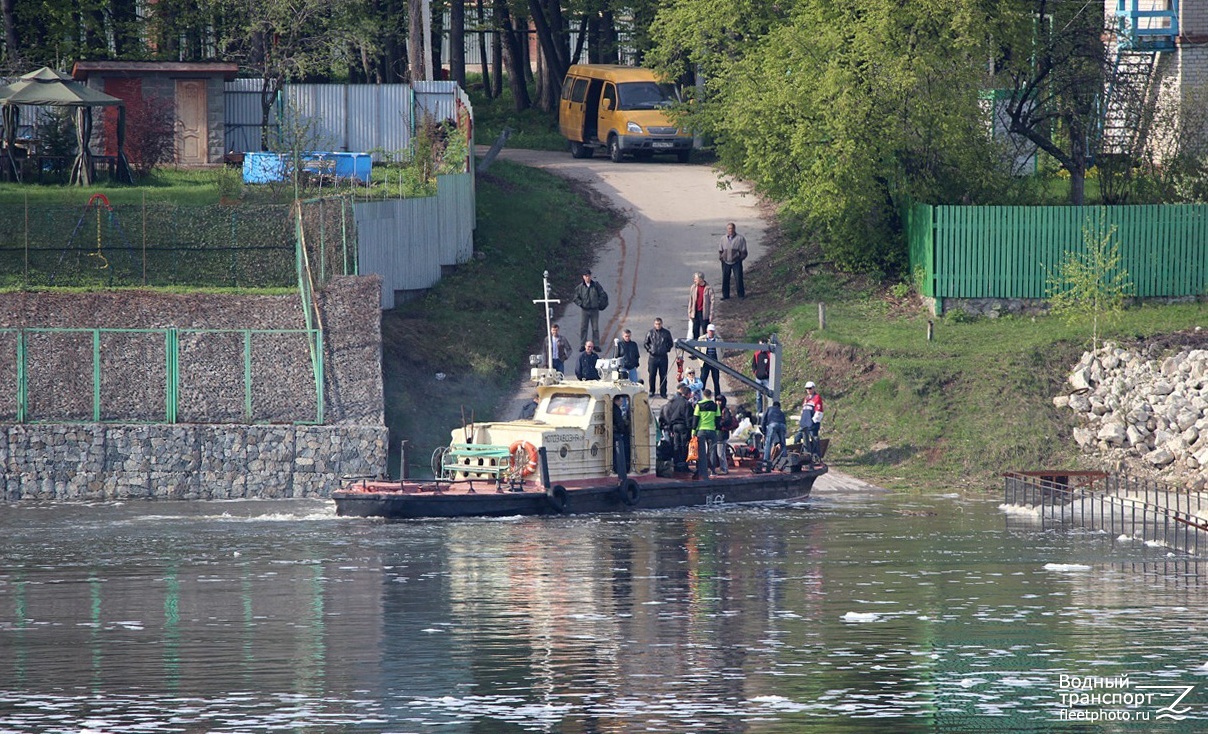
509,440,539,476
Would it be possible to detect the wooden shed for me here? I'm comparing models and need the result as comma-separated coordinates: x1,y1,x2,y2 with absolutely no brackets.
71,61,239,166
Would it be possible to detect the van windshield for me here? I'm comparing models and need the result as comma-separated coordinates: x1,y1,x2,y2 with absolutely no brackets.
616,82,678,111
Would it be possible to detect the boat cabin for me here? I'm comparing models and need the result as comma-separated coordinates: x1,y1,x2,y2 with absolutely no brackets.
449,376,654,482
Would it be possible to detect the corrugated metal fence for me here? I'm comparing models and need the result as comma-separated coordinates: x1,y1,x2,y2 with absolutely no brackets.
908,203,1208,299
353,172,476,309
225,80,468,161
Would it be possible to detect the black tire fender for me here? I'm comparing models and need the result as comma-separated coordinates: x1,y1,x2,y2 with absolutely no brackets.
547,484,569,513
618,478,640,506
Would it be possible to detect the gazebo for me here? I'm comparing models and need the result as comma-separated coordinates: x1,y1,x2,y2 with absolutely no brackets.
0,66,133,185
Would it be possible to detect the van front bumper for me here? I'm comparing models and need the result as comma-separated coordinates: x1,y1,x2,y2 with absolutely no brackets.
617,135,693,152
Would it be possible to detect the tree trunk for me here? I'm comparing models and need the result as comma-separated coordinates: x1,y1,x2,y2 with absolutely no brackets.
495,0,531,110
527,0,568,84
409,0,426,81
450,0,465,87
1,0,18,62
429,0,442,81
476,0,491,96
491,24,503,97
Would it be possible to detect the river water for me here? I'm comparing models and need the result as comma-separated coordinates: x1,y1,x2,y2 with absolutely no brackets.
2,490,1207,733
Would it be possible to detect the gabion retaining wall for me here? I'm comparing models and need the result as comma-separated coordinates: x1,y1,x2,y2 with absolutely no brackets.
0,276,388,501
0,423,387,501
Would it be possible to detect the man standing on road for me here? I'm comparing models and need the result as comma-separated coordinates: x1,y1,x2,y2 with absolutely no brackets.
686,272,714,340
572,269,609,348
643,317,674,398
719,222,747,299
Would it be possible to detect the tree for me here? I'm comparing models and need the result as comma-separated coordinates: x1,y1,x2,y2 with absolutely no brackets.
1045,221,1133,351
649,0,1016,273
214,0,365,148
996,0,1107,205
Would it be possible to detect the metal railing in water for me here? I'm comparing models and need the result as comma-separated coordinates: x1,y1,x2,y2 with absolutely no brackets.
1004,470,1208,556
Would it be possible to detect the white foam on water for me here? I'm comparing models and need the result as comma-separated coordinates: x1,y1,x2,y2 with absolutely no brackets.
842,612,881,623
1043,563,1092,572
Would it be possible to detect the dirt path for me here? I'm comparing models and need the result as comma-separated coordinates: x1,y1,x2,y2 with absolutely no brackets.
493,149,766,379
490,149,877,494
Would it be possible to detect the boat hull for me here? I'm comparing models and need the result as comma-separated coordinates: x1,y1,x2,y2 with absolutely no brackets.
333,464,824,519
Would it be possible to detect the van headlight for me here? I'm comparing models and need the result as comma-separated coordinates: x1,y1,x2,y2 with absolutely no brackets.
626,121,643,134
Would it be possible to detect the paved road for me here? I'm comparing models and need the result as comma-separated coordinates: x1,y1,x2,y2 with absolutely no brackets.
490,148,766,351
490,148,882,494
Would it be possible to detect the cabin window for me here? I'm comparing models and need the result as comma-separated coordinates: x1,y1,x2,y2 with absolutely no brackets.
545,393,591,416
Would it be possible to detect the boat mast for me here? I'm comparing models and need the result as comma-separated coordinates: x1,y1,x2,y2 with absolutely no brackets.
533,270,561,370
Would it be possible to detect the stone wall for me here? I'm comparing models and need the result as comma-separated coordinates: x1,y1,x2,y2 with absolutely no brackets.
0,276,388,501
1,424,386,501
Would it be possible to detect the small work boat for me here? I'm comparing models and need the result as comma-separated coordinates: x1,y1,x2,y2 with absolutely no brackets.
333,371,826,519
333,270,825,519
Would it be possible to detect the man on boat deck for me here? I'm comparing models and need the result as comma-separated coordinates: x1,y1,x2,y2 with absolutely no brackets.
660,385,693,472
615,329,641,383
680,368,703,403
613,395,631,477
693,389,720,480
762,400,787,469
543,323,573,374
575,342,601,380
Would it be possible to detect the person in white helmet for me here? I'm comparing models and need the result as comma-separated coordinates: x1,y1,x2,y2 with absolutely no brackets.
796,381,824,456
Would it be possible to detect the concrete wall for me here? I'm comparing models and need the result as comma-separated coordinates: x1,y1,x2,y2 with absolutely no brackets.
0,276,388,501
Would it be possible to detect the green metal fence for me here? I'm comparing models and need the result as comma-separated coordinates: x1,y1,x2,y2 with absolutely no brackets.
0,327,324,424
908,203,1208,299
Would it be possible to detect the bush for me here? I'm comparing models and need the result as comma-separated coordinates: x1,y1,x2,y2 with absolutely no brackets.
125,94,177,176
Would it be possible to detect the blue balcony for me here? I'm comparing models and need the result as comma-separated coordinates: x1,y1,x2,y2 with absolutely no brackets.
1115,0,1180,51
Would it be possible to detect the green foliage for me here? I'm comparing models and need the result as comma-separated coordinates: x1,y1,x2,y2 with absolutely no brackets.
890,282,911,299
649,0,1019,275
466,78,567,152
1045,222,1135,351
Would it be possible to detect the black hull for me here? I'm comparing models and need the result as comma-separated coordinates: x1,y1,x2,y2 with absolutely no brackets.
332,467,823,519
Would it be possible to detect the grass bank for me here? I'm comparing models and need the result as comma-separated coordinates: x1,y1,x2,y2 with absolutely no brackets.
381,159,622,475
715,220,1207,492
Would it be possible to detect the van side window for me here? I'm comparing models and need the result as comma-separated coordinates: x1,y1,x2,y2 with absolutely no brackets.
571,78,589,103
561,78,575,101
602,83,616,110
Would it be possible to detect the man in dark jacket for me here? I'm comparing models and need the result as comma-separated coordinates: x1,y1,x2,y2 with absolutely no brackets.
644,317,674,398
761,400,787,468
572,269,608,348
659,385,693,471
575,342,601,380
615,329,641,382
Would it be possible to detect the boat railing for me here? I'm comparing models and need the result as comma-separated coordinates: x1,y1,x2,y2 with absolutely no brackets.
1004,470,1208,556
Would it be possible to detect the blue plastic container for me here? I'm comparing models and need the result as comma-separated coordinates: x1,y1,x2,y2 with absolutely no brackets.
242,152,286,184
242,151,372,184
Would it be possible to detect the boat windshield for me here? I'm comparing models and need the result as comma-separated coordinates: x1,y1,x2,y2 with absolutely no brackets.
616,82,678,111
545,393,591,416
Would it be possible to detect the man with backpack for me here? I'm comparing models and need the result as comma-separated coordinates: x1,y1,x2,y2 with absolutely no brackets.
572,269,609,348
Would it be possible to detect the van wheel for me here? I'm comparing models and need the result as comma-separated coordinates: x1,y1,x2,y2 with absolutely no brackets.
569,140,592,159
608,136,624,163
